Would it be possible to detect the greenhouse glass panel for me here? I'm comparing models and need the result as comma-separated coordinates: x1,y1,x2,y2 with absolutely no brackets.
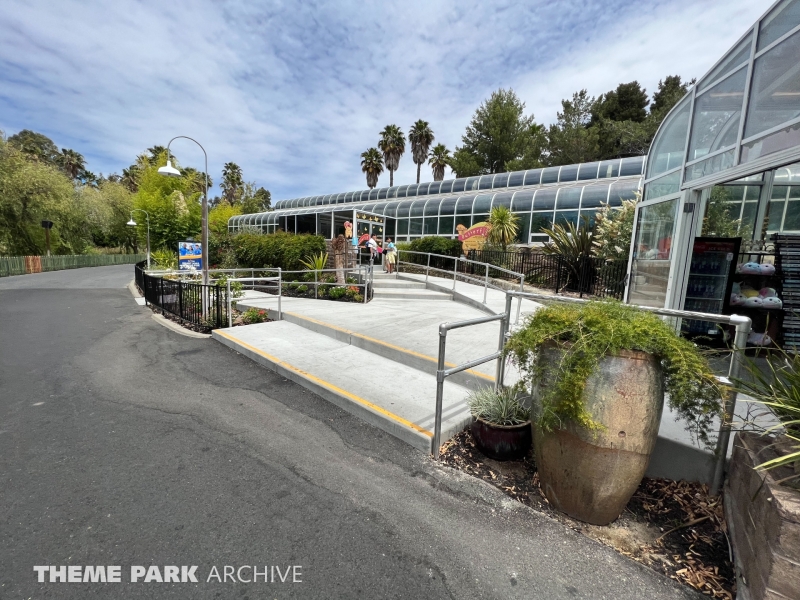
644,170,681,200
580,184,610,208
406,184,420,198
492,191,513,209
619,156,645,176
396,185,408,198
556,187,581,209
523,169,542,186
530,212,553,234
492,172,510,188
428,181,442,195
581,209,601,228
424,217,438,235
387,186,398,199
409,219,423,235
556,211,579,227
336,193,346,203
397,219,409,235
424,198,442,215
610,180,641,202
688,67,747,161
456,196,475,214
360,204,375,213
646,99,690,178
745,29,800,139
518,212,531,243
452,178,466,193
478,175,494,190
345,191,355,202
558,164,579,182
775,161,800,183
439,216,455,235
511,191,534,212
598,159,620,179
410,200,426,217
439,197,457,216
418,183,431,195
698,32,753,92
369,188,379,201
785,186,800,230
472,214,489,226
685,149,736,182
383,202,399,217
542,167,560,184
455,214,471,231
577,162,600,180
534,188,557,210
766,185,788,232
378,188,388,200
396,200,413,218
465,177,480,191
440,180,454,193
507,171,524,187
473,194,493,213
757,0,800,52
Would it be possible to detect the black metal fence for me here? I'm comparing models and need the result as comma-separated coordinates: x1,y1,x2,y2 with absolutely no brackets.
135,261,229,329
466,250,628,299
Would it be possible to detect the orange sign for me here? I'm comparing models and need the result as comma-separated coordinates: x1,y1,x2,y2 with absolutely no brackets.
457,222,491,254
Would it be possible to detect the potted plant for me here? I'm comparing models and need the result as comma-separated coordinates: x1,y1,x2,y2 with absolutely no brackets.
505,300,723,525
467,386,531,461
727,349,800,599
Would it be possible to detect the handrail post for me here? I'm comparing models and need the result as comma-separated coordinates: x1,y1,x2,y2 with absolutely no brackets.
483,264,489,304
278,268,282,320
710,314,752,496
433,324,448,459
314,269,318,299
426,254,430,282
496,294,513,389
227,279,232,328
452,256,458,291
516,276,524,324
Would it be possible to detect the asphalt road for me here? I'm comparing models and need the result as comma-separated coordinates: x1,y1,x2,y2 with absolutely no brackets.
0,266,701,599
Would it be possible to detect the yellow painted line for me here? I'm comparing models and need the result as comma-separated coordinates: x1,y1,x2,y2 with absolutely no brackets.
284,312,495,382
214,329,433,438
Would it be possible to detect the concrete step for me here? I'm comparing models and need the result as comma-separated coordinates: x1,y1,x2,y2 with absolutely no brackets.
213,321,473,452
371,280,427,289
372,288,453,301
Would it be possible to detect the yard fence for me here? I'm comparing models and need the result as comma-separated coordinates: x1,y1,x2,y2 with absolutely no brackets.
0,253,146,277
135,261,229,330
465,249,628,300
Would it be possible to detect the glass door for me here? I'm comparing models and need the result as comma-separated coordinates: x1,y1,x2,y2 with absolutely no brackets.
627,198,680,307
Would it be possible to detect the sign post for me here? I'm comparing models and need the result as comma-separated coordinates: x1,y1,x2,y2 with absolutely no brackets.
41,220,54,256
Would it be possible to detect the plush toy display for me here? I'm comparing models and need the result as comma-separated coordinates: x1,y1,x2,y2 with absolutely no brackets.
759,287,778,298
730,293,746,306
762,296,783,309
744,296,764,308
737,262,762,275
740,285,759,298
747,331,773,347
759,263,776,276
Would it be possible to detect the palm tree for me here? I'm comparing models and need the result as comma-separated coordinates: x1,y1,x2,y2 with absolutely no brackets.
181,167,212,194
59,148,86,180
121,166,140,192
221,162,243,204
378,124,405,187
360,148,384,189
428,144,451,181
488,206,520,250
408,120,434,184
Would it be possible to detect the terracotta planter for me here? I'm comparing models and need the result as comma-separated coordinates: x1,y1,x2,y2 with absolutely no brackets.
471,418,532,461
532,344,664,525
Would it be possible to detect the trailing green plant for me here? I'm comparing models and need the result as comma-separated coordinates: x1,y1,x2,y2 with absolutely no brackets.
735,349,800,474
505,300,724,446
467,385,530,426
241,307,269,324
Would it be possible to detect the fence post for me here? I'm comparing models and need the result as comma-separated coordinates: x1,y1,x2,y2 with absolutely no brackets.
495,296,512,391
159,278,165,316
278,268,282,320
433,325,448,460
516,276,523,324
452,256,458,291
227,279,232,328
314,270,318,299
426,254,430,282
483,264,489,304
555,255,562,294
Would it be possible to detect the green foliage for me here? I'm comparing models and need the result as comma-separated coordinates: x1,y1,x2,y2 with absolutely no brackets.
296,284,308,294
467,386,530,426
8,129,60,164
240,185,271,214
702,186,743,238
327,286,346,299
409,119,435,184
233,231,326,271
300,252,329,273
505,301,724,446
214,273,244,298
407,236,462,256
428,143,451,181
454,88,545,176
488,206,519,248
353,293,364,302
221,162,243,204
360,148,384,189
541,219,594,259
151,247,178,270
593,192,639,260
547,90,600,166
378,124,405,186
241,307,270,324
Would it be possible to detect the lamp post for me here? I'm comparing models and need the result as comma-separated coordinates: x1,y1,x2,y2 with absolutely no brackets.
127,209,150,269
158,136,209,285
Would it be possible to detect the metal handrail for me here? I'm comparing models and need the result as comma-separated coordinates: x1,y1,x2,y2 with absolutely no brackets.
502,290,752,497
395,250,526,321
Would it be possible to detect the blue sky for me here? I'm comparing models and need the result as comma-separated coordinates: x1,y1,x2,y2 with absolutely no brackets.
0,0,771,201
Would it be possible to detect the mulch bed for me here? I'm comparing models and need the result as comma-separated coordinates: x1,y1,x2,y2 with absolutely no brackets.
438,429,734,599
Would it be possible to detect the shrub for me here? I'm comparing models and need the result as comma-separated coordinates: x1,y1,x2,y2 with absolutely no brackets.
408,236,462,256
151,247,178,270
241,307,270,324
467,386,529,426
353,293,363,302
296,284,308,293
328,286,346,299
233,231,326,271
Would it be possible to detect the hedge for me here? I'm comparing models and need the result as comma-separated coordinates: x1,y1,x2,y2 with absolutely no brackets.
407,237,462,257
232,232,327,272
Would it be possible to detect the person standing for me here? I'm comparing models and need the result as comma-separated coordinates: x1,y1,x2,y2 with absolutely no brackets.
385,238,396,274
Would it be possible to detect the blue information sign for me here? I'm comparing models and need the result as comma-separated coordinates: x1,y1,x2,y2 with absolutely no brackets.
178,241,202,271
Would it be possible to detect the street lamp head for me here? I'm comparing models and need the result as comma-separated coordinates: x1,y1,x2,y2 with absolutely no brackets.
157,159,181,178
127,218,137,226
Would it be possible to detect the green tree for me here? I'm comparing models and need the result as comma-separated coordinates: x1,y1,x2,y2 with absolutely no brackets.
121,166,140,192
378,125,405,187
454,88,545,175
488,206,519,249
8,130,60,164
240,184,271,214
650,75,694,118
408,120,434,184
360,148,384,188
58,148,86,180
221,162,243,204
546,90,600,165
592,81,649,124
428,144,451,181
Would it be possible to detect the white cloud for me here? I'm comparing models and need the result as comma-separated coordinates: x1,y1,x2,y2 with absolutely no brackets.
0,0,773,201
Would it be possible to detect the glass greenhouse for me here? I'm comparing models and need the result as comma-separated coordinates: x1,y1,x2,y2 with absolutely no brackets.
229,156,645,244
